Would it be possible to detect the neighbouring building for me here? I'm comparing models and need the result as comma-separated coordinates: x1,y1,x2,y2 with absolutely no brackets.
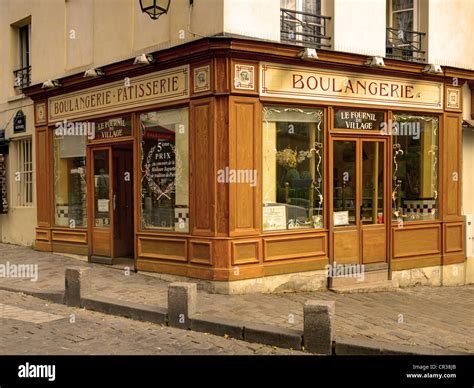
1,0,473,293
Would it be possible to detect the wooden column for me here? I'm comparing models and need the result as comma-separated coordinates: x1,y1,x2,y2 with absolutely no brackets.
441,111,464,264
35,124,53,251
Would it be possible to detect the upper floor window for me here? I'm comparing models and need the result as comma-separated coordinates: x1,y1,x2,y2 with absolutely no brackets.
281,0,321,15
13,23,31,90
280,0,331,49
390,0,415,32
386,0,425,62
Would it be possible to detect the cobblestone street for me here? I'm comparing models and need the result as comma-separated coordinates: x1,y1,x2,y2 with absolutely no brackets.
0,291,301,355
1,243,473,354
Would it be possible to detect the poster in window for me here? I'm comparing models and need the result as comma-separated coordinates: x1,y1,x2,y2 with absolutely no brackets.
263,205,287,231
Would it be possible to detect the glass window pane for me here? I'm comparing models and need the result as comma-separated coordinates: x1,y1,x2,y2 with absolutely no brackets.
392,114,439,222
140,108,189,232
392,0,414,11
263,106,324,231
393,10,413,31
333,141,356,226
53,134,87,227
94,150,110,227
361,142,384,225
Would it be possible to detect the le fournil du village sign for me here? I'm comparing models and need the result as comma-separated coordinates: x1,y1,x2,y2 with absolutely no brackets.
260,63,443,110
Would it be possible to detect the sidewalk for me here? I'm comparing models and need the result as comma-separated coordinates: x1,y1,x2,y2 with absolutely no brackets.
1,243,473,353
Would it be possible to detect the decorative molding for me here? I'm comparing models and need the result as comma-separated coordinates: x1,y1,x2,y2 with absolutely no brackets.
445,86,462,112
234,64,255,90
34,101,47,126
193,65,211,94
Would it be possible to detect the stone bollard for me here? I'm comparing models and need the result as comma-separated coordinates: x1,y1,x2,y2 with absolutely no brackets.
304,300,335,355
167,282,197,329
64,267,92,308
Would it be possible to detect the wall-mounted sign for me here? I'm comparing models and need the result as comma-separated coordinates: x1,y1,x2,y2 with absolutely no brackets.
13,110,26,133
260,63,443,110
0,154,7,214
49,65,189,122
334,109,384,130
93,116,132,140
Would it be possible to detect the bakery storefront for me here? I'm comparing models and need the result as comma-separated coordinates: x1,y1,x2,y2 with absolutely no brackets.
25,38,469,292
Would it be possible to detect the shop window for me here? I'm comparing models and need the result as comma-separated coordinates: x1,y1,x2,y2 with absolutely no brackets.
140,108,189,232
12,138,33,208
392,113,438,222
53,134,87,227
262,106,324,231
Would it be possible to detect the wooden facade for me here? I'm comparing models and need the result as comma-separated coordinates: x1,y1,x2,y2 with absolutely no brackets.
24,37,471,284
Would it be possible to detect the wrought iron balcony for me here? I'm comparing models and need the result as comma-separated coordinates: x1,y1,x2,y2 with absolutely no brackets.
386,27,426,62
13,66,31,90
280,8,331,49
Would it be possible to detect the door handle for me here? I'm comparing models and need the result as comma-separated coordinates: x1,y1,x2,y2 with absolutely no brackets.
113,194,116,211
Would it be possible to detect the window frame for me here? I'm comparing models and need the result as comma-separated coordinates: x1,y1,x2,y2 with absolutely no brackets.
262,104,326,233
19,24,30,69
388,0,419,32
52,131,88,228
390,112,441,224
12,137,34,208
138,105,190,233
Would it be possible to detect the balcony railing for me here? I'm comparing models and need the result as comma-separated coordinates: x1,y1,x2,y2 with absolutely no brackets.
280,8,331,49
13,66,31,90
386,27,425,62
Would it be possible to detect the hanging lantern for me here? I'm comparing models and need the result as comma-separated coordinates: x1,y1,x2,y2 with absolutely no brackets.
139,0,171,20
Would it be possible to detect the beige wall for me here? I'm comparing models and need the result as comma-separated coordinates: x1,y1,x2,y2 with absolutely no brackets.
330,0,386,57
428,0,474,70
223,0,280,42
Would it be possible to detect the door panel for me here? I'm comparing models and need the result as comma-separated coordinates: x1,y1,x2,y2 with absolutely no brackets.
332,139,359,264
362,227,386,263
333,229,360,264
113,146,134,257
361,140,386,264
91,147,113,257
332,140,358,226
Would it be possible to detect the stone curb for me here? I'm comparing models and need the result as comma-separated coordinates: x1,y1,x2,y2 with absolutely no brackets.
243,323,303,350
190,316,244,340
334,336,470,355
1,284,467,356
81,295,167,325
0,285,65,304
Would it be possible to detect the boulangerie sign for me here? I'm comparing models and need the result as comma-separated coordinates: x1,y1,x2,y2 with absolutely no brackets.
260,63,443,110
49,65,189,122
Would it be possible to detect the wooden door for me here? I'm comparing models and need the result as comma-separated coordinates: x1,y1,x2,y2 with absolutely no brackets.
360,139,387,264
330,137,387,265
89,147,114,257
113,145,134,257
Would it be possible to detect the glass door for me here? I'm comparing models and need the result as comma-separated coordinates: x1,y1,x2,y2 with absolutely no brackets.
360,140,387,264
331,138,387,264
89,147,114,258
